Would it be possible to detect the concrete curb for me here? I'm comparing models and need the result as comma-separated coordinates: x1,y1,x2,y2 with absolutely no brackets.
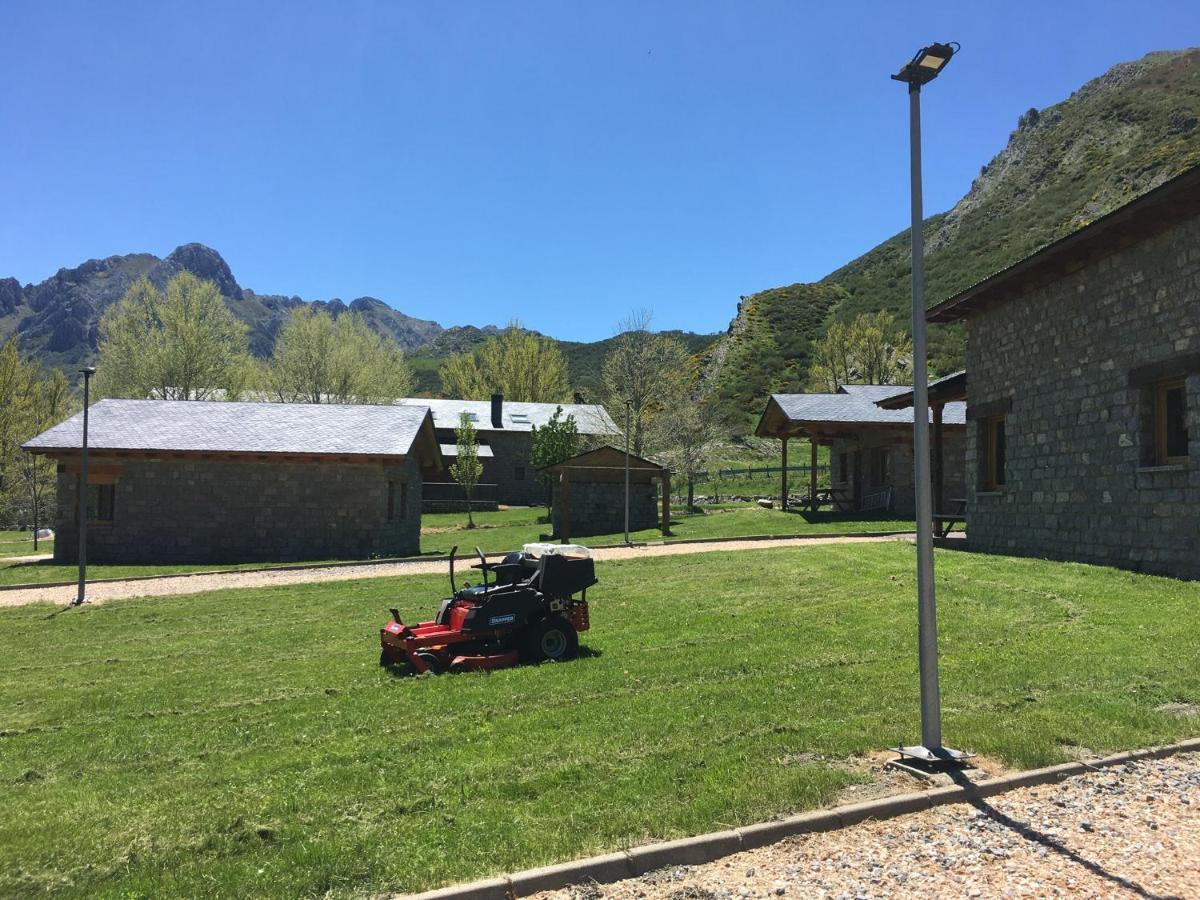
0,530,924,593
403,737,1200,899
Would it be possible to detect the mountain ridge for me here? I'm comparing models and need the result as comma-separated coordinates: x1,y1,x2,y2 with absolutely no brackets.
707,47,1200,424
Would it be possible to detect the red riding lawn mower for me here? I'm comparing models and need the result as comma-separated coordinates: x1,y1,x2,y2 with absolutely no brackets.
380,544,596,674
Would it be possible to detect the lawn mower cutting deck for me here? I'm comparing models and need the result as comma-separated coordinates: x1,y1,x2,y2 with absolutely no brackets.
380,543,596,674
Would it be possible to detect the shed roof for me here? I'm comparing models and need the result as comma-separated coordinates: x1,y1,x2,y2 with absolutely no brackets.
540,445,667,474
755,384,965,440
24,399,442,464
406,399,618,434
927,163,1200,323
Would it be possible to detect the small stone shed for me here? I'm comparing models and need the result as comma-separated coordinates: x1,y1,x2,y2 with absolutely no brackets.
925,163,1200,579
541,445,670,541
23,399,443,564
755,385,966,516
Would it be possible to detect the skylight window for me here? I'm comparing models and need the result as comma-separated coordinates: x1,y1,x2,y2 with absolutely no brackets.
510,413,530,424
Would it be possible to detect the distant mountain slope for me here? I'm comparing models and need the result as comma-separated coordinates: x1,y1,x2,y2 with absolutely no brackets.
0,243,720,396
709,48,1200,422
0,243,444,369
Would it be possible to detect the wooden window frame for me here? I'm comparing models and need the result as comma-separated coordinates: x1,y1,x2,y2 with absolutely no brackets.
1155,376,1189,465
78,483,116,525
981,415,1007,491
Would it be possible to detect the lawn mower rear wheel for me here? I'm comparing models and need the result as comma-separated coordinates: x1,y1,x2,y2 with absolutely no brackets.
524,615,579,663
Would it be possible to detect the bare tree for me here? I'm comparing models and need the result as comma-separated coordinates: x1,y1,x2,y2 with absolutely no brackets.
600,310,691,456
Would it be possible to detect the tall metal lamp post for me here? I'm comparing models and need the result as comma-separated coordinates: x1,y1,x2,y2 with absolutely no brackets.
891,42,968,765
74,366,96,607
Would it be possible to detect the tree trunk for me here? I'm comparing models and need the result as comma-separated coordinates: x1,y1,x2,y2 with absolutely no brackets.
687,478,694,510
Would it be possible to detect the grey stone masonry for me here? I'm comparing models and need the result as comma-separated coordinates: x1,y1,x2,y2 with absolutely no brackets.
963,214,1200,580
432,429,546,507
551,481,659,538
53,455,423,564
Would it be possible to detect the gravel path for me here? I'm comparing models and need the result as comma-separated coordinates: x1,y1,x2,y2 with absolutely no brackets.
534,753,1200,900
0,533,921,609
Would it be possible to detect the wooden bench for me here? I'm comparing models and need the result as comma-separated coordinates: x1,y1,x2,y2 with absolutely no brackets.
932,498,966,537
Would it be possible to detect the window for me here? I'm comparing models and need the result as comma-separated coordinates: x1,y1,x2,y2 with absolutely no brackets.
870,448,892,485
1155,377,1189,465
514,465,525,481
81,484,115,523
838,452,848,483
980,416,1006,491
387,481,409,520
510,413,530,425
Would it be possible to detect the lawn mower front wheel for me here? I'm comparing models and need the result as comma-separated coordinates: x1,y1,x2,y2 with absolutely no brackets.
524,616,579,663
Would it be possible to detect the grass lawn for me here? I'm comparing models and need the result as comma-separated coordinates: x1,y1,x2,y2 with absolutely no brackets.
0,506,917,586
0,530,54,560
2,544,1198,897
418,504,918,556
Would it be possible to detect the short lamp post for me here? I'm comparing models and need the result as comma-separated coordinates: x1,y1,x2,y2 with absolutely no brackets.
891,42,968,765
74,366,96,607
624,400,632,545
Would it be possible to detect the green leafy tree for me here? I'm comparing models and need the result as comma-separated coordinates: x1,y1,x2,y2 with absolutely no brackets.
18,369,74,547
809,311,911,391
438,323,570,403
600,310,692,456
449,411,483,528
95,273,254,400
267,306,414,404
0,340,35,524
529,406,579,512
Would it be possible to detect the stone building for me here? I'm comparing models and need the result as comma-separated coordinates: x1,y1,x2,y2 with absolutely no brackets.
926,164,1200,579
411,396,618,507
755,385,966,516
541,445,670,540
23,400,443,564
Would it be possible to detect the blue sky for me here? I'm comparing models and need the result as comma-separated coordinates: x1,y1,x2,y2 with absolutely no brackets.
2,1,1197,341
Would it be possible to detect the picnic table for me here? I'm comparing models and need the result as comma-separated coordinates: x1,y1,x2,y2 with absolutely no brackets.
933,497,966,537
808,487,851,512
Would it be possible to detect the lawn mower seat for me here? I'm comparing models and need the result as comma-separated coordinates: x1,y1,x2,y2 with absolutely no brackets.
490,551,538,586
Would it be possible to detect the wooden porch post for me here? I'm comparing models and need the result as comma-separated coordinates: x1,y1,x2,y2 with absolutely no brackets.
661,472,671,536
780,437,788,510
559,471,571,544
809,439,819,511
932,403,944,512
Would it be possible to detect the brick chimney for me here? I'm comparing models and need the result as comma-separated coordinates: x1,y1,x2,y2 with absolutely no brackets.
491,393,503,428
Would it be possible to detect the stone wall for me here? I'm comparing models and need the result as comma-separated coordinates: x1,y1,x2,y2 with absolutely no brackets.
551,480,659,538
830,429,966,517
431,428,546,507
53,455,423,564
963,214,1200,580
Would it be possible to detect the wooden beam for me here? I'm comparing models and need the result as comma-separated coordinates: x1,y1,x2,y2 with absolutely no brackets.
933,403,944,512
661,472,671,536
780,437,788,511
809,439,818,511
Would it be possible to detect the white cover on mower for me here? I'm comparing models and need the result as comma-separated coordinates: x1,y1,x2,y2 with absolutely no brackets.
522,542,593,559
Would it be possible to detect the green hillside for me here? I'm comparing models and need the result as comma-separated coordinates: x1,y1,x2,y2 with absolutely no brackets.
710,48,1200,421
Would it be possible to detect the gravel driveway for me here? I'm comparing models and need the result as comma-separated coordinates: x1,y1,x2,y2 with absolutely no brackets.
0,533,920,609
533,753,1200,900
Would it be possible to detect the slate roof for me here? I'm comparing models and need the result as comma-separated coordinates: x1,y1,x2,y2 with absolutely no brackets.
405,398,618,434
756,384,965,437
24,399,438,459
875,371,967,409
